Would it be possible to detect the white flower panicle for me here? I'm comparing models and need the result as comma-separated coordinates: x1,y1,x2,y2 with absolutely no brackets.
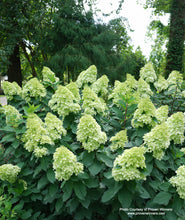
53,145,83,181
22,78,46,102
42,66,59,84
77,114,107,152
137,78,153,98
48,85,81,119
3,105,22,127
140,62,157,83
143,122,170,160
66,82,80,101
166,112,185,144
45,112,66,141
91,75,109,97
2,81,22,100
154,75,168,92
156,105,169,124
110,130,128,151
76,65,97,88
131,97,156,128
112,146,146,181
169,165,185,199
82,86,107,115
22,113,52,157
0,164,21,183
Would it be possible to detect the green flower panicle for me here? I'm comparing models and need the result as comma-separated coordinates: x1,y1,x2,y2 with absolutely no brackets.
76,65,97,88
137,78,153,98
140,62,157,84
169,165,185,199
77,114,107,152
3,105,22,127
131,97,156,128
82,86,107,115
167,70,183,89
22,113,52,157
45,112,66,142
154,75,168,92
48,85,81,119
110,130,128,151
91,75,109,97
1,81,22,100
112,146,146,181
0,164,21,183
143,122,170,160
156,105,169,124
53,145,83,181
42,66,59,84
66,82,80,101
166,112,185,144
22,78,46,102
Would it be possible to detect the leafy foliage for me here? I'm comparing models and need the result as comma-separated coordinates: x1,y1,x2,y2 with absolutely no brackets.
0,64,185,219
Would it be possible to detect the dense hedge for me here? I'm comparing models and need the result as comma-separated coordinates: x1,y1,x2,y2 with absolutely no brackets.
0,64,185,220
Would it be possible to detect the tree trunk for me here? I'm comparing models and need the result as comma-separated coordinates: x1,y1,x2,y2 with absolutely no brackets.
7,44,22,86
165,0,185,77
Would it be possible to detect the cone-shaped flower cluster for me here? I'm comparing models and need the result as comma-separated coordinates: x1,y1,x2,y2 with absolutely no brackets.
112,146,146,181
91,75,109,97
77,114,107,152
2,81,22,100
53,145,83,181
110,130,128,151
22,78,46,102
170,165,185,199
156,105,169,124
2,105,22,127
0,164,21,183
140,62,157,83
42,66,59,84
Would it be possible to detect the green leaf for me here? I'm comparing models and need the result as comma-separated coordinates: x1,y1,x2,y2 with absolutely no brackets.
138,186,151,199
12,139,20,149
73,182,87,201
63,182,73,202
85,177,99,188
55,198,63,213
82,151,94,167
47,168,55,184
37,175,48,190
153,191,172,205
96,152,113,167
101,182,122,203
21,209,32,219
118,187,132,208
49,183,58,197
1,133,15,143
88,160,103,176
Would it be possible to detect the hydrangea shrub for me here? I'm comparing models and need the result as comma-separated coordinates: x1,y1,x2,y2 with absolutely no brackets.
0,64,185,220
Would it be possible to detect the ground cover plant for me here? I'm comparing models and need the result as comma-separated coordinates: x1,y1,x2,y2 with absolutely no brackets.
0,64,185,220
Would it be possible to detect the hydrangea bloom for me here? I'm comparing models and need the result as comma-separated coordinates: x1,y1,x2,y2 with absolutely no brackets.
91,75,109,97
180,148,185,154
131,97,156,128
66,82,80,101
0,164,21,183
140,62,157,83
109,74,139,106
166,112,185,144
53,145,83,181
169,165,185,199
154,75,168,92
45,112,66,141
167,70,183,88
22,114,52,157
1,81,22,100
82,86,107,115
42,66,59,84
156,105,169,124
110,130,128,151
76,65,97,88
3,105,22,127
77,114,107,152
22,78,46,102
143,123,170,160
48,85,81,119
137,78,153,98
112,146,146,181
